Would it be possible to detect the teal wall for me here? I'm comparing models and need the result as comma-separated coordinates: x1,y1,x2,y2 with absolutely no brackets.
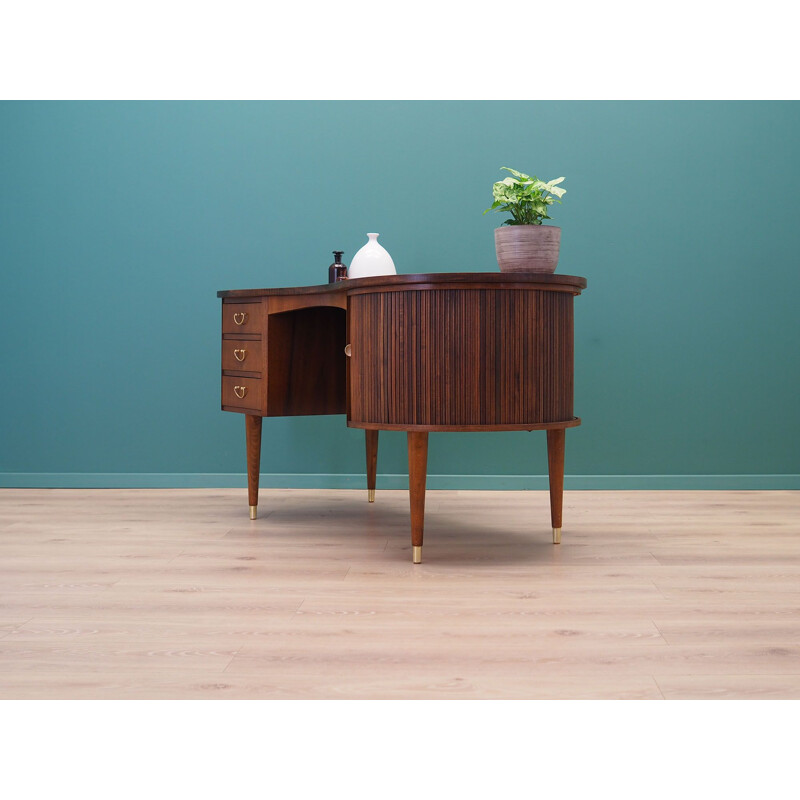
1,101,799,489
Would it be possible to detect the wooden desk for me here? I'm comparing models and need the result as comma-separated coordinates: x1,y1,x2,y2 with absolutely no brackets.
218,272,587,562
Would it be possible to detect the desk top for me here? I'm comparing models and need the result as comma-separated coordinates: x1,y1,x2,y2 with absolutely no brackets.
218,272,587,299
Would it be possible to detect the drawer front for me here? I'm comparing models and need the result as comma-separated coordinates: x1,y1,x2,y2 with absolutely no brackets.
221,375,263,412
221,339,263,373
222,302,262,335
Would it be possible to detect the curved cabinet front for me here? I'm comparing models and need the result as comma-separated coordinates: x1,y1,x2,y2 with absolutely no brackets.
347,286,578,431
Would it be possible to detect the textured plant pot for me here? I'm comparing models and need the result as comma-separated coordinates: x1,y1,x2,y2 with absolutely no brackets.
494,225,561,273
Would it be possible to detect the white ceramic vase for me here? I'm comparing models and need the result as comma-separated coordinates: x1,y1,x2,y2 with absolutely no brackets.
348,233,396,279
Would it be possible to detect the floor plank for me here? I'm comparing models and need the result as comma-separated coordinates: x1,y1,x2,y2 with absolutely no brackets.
655,674,800,699
0,488,798,699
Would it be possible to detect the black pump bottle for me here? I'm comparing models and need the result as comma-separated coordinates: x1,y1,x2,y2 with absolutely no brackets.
328,251,348,283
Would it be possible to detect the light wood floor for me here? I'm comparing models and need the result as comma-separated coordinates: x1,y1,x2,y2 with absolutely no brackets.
1,488,798,699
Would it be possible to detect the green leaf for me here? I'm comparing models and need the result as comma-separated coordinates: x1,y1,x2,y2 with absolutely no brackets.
541,177,566,198
501,166,531,181
486,168,567,224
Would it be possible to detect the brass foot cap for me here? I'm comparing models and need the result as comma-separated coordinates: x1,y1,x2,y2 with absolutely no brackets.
412,546,422,564
368,489,375,503
249,505,257,520
552,527,561,544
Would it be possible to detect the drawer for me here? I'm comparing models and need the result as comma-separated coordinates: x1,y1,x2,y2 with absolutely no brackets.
221,339,263,373
222,301,262,334
221,375,263,412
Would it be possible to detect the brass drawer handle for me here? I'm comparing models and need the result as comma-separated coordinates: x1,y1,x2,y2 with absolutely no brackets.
344,344,352,357
233,348,247,362
233,311,248,326
233,385,247,399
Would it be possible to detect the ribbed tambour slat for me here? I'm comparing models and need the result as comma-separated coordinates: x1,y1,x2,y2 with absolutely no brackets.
349,287,574,428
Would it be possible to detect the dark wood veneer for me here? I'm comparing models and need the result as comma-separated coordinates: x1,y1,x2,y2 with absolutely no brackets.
221,301,262,335
221,339,263,373
266,306,346,417
218,272,586,562
221,375,263,413
408,431,428,563
348,288,575,429
217,272,586,299
246,414,262,514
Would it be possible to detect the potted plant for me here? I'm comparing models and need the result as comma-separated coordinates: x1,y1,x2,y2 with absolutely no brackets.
484,167,566,273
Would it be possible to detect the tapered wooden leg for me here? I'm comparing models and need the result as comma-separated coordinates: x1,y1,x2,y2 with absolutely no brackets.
407,431,428,563
246,414,262,519
546,428,565,544
365,430,379,502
